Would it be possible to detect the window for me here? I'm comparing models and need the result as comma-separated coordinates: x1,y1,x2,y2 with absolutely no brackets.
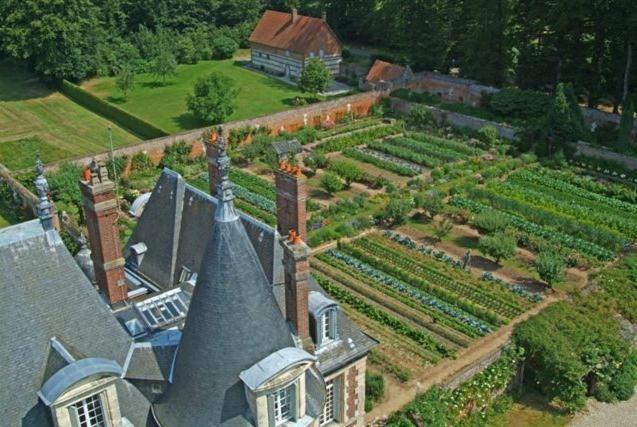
321,312,332,343
70,394,106,427
319,48,325,58
272,384,294,425
319,379,334,425
179,266,193,283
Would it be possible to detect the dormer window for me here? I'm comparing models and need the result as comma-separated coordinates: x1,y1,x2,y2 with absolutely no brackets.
70,393,106,427
309,292,339,347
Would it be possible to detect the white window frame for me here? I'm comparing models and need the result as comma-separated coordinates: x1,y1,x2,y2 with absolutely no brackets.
321,311,332,343
272,384,294,425
319,379,335,425
69,393,108,427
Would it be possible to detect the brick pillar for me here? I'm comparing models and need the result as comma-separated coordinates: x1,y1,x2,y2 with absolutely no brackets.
205,130,222,195
282,232,312,351
275,161,307,240
79,160,127,306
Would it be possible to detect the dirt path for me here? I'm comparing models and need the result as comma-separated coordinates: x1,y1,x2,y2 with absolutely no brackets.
569,389,637,427
367,295,561,423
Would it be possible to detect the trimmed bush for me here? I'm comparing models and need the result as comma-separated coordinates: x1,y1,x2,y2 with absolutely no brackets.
61,80,168,139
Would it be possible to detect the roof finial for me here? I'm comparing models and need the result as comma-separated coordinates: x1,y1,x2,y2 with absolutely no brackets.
34,154,54,231
214,126,239,222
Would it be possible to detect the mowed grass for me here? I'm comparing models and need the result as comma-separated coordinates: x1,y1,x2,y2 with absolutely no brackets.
0,61,140,170
83,59,307,133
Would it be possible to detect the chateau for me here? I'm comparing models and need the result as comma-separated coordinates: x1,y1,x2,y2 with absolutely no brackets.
0,131,375,426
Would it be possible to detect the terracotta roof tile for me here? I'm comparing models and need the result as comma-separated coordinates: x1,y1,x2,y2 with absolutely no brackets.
249,10,342,56
366,60,407,82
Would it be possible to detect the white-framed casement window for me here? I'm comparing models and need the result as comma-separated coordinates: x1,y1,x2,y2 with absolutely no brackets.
319,379,335,425
321,311,332,343
69,393,107,427
270,383,296,425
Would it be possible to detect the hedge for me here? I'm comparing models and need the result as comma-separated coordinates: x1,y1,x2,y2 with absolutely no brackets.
61,80,169,139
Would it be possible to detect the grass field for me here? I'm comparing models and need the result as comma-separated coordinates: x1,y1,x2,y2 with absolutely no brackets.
83,58,307,133
0,61,140,170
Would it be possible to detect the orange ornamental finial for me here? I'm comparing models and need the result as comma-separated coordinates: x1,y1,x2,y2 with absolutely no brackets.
293,234,302,245
82,167,91,182
288,229,297,242
279,160,285,170
293,167,303,177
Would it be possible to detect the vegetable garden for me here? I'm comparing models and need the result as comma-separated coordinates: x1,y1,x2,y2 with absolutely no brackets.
311,232,537,377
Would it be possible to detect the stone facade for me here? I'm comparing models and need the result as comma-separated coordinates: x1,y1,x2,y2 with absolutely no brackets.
321,357,367,427
80,162,127,305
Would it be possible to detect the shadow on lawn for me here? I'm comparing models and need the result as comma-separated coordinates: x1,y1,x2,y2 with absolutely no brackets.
0,60,55,102
140,80,175,89
172,112,207,131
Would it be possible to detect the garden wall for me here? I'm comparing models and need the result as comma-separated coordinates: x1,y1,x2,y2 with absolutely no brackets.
44,91,384,172
389,98,519,141
0,163,39,217
573,141,637,171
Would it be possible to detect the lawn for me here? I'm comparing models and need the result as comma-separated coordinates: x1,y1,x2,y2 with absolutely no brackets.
83,59,308,133
0,60,140,170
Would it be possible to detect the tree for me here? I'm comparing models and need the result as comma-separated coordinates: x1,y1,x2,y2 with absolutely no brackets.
472,211,510,233
152,50,177,83
618,96,635,148
116,67,135,99
535,252,565,288
376,198,414,227
479,232,516,263
187,72,239,124
415,191,444,221
432,218,453,241
320,172,344,194
0,0,101,80
299,58,332,94
211,35,239,59
546,83,586,150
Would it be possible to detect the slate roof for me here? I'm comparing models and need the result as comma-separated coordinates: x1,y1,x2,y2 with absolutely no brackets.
272,139,302,157
273,278,378,375
126,169,283,289
0,220,151,426
366,60,409,83
153,206,295,426
249,10,342,56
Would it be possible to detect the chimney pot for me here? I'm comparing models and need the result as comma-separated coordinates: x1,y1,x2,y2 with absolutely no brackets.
292,8,298,23
322,11,327,21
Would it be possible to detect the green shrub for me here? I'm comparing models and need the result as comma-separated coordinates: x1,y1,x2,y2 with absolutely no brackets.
488,88,551,119
211,35,238,59
477,125,499,148
61,80,168,139
320,172,345,194
328,160,362,186
131,152,153,172
365,372,385,411
479,232,517,263
472,210,510,233
535,251,565,287
304,153,329,170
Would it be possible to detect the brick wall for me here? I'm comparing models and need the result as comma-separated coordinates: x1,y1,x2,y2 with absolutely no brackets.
42,91,384,174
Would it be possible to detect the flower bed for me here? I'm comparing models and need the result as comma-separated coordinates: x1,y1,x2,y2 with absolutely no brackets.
229,168,276,200
314,123,403,153
366,139,443,168
317,117,384,139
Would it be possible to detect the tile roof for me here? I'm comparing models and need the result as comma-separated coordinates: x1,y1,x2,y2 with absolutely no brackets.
249,10,341,56
366,60,408,83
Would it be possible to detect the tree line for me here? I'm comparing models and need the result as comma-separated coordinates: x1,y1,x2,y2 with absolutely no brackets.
1,0,636,112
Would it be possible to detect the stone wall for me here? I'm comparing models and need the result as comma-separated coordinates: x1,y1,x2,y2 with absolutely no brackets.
0,163,39,217
43,91,384,173
573,141,637,171
389,98,519,141
441,344,508,390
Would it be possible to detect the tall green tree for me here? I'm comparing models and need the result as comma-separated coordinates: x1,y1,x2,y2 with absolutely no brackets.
152,50,177,83
299,58,332,94
116,67,135,99
187,72,239,124
618,96,635,148
458,0,513,85
0,0,101,80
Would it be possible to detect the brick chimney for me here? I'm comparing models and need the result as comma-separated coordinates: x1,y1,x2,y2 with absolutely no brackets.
275,160,307,241
291,8,299,23
282,231,312,350
79,159,127,306
205,128,223,195
321,11,327,21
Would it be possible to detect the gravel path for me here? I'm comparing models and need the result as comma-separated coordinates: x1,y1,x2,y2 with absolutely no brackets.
569,390,637,427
